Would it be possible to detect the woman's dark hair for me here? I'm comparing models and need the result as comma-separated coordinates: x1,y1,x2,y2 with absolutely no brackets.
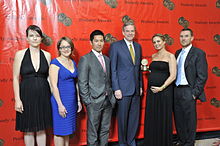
26,25,43,38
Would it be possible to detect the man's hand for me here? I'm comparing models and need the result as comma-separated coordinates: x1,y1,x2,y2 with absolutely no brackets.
192,95,196,100
115,90,122,99
77,101,82,113
140,88,143,96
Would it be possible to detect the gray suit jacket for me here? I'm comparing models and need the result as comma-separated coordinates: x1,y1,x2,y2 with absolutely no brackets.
78,51,116,108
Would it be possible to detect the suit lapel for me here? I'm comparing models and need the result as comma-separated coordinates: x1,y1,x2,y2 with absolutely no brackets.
103,55,109,75
90,51,107,73
133,42,139,65
175,49,181,58
90,51,105,73
121,40,135,65
184,46,194,68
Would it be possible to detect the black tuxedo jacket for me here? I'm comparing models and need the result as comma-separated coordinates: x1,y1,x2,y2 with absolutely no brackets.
175,46,208,102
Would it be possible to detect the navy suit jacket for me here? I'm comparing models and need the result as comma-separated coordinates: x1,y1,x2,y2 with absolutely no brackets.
175,46,208,102
109,39,142,96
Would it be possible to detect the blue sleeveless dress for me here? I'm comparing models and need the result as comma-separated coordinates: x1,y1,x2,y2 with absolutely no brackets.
50,58,78,136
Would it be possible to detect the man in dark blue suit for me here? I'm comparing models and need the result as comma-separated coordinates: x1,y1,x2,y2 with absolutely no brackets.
109,20,142,146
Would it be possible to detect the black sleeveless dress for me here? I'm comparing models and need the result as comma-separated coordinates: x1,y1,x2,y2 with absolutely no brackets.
144,61,173,146
16,48,52,132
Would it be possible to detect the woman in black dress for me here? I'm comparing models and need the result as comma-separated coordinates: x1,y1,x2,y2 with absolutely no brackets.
13,25,52,146
144,34,176,146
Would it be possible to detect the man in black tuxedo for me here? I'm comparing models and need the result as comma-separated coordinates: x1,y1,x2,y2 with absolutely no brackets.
174,28,208,146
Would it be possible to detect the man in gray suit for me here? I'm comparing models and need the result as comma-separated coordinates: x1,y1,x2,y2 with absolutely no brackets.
78,30,116,146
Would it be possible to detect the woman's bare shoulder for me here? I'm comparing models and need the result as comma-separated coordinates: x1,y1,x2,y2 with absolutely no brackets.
15,48,28,58
167,52,175,58
41,49,51,60
41,49,51,56
152,53,157,59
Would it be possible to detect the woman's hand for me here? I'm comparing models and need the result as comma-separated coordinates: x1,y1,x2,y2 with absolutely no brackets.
77,101,82,113
58,105,67,118
150,86,163,93
15,99,24,113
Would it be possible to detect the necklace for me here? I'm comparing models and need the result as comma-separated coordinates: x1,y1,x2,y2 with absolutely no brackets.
58,57,73,71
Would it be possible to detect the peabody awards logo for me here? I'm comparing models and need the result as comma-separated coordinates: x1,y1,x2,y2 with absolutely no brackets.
163,0,175,10
42,33,53,46
164,34,174,45
216,0,220,8
178,17,189,28
122,15,134,24
0,139,4,146
212,66,220,76
214,34,220,45
105,33,117,44
104,0,118,8
0,99,3,107
58,13,72,26
210,98,220,108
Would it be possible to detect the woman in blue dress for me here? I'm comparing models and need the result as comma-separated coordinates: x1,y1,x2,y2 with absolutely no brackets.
49,37,82,146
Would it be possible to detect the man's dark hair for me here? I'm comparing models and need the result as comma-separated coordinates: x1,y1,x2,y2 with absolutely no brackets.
181,28,193,36
90,30,104,41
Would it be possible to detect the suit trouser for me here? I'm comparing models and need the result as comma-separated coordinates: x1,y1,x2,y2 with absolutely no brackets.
86,97,112,146
174,85,197,146
117,95,140,146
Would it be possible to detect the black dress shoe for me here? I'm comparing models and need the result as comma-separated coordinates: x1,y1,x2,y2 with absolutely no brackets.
173,141,182,146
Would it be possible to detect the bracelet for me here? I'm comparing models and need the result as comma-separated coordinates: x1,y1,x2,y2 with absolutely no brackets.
162,85,166,90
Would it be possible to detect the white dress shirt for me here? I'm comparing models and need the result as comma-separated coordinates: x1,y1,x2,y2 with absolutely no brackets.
176,44,192,85
92,49,106,70
124,38,135,56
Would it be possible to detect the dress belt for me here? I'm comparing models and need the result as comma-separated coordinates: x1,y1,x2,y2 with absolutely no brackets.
176,85,189,88
22,73,47,79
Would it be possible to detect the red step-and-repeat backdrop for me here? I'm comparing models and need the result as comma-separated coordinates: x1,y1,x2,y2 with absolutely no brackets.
1,0,220,145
